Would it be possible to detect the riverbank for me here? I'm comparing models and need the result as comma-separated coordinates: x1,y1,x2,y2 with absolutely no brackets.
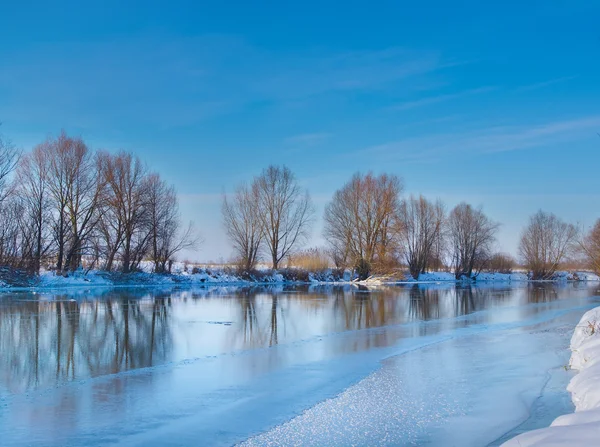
0,265,597,291
503,306,600,446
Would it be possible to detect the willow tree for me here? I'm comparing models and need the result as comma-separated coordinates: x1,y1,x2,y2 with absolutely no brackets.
323,172,402,279
448,203,498,279
519,210,577,279
397,195,445,280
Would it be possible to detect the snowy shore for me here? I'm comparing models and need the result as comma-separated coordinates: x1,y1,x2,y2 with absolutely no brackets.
0,264,597,291
503,306,600,446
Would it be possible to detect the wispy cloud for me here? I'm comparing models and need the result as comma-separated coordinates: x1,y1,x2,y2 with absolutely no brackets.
284,132,330,146
251,47,448,101
0,36,453,131
390,86,496,111
361,115,600,162
515,75,578,92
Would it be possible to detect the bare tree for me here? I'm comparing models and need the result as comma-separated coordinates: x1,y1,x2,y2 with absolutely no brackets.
15,146,51,273
0,197,25,266
448,203,499,279
519,210,578,279
147,174,197,273
253,166,313,269
580,219,600,274
101,151,150,273
397,195,445,280
0,128,20,204
222,183,263,271
323,172,402,279
44,132,103,273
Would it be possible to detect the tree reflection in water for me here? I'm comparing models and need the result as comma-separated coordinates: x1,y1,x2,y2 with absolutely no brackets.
0,282,595,396
0,290,173,393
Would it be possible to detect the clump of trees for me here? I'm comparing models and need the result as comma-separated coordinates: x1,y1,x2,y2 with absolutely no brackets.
519,210,578,279
221,165,314,271
447,203,499,279
320,172,503,280
3,127,594,282
0,130,196,275
397,195,445,280
323,173,403,279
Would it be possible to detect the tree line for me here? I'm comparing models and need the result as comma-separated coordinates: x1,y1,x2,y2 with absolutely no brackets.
0,130,196,275
2,128,598,281
223,168,600,281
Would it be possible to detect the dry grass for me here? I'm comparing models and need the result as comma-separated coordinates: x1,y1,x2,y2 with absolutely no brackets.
286,248,331,270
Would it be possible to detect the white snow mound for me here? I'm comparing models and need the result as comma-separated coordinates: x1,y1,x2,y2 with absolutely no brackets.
503,306,600,446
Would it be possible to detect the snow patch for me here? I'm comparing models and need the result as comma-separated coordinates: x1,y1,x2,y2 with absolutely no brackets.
503,306,600,446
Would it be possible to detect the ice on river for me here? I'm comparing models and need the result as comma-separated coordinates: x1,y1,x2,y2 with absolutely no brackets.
0,283,599,446
240,315,577,446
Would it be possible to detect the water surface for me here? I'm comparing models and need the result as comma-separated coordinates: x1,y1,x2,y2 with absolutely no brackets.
0,282,598,446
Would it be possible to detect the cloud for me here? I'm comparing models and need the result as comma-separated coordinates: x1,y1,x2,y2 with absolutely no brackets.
361,115,600,162
284,132,330,146
0,35,452,132
251,47,447,101
515,75,578,92
390,86,496,111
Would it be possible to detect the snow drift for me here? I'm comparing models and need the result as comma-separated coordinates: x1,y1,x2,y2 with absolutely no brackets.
503,306,600,446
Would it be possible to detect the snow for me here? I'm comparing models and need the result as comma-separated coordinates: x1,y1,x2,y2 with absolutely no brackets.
503,306,600,446
475,272,529,282
415,271,529,282
569,272,600,282
0,266,596,292
416,271,456,282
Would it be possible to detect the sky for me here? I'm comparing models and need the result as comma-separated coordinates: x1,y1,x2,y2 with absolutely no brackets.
1,0,599,262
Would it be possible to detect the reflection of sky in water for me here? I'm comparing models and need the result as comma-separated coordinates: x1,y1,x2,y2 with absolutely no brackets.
0,283,599,446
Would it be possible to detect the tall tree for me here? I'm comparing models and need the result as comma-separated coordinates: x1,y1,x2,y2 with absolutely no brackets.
448,203,498,279
101,152,150,273
0,128,20,205
222,183,263,271
397,195,445,280
45,131,103,273
253,165,313,269
519,210,577,279
147,173,196,273
580,219,600,274
15,146,51,273
323,172,403,279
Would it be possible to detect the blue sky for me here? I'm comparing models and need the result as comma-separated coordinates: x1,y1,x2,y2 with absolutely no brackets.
1,0,599,261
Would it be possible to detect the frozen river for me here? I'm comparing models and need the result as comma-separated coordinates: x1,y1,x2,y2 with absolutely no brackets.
1,282,599,446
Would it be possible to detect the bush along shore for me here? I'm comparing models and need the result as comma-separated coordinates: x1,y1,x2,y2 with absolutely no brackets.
503,306,600,446
0,264,598,290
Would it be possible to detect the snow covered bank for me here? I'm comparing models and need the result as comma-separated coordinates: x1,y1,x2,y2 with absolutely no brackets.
416,271,599,283
416,272,529,282
503,306,600,446
0,264,596,291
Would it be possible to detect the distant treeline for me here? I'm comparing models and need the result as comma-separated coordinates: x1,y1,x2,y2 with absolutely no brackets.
222,166,600,280
0,130,196,275
1,130,598,280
